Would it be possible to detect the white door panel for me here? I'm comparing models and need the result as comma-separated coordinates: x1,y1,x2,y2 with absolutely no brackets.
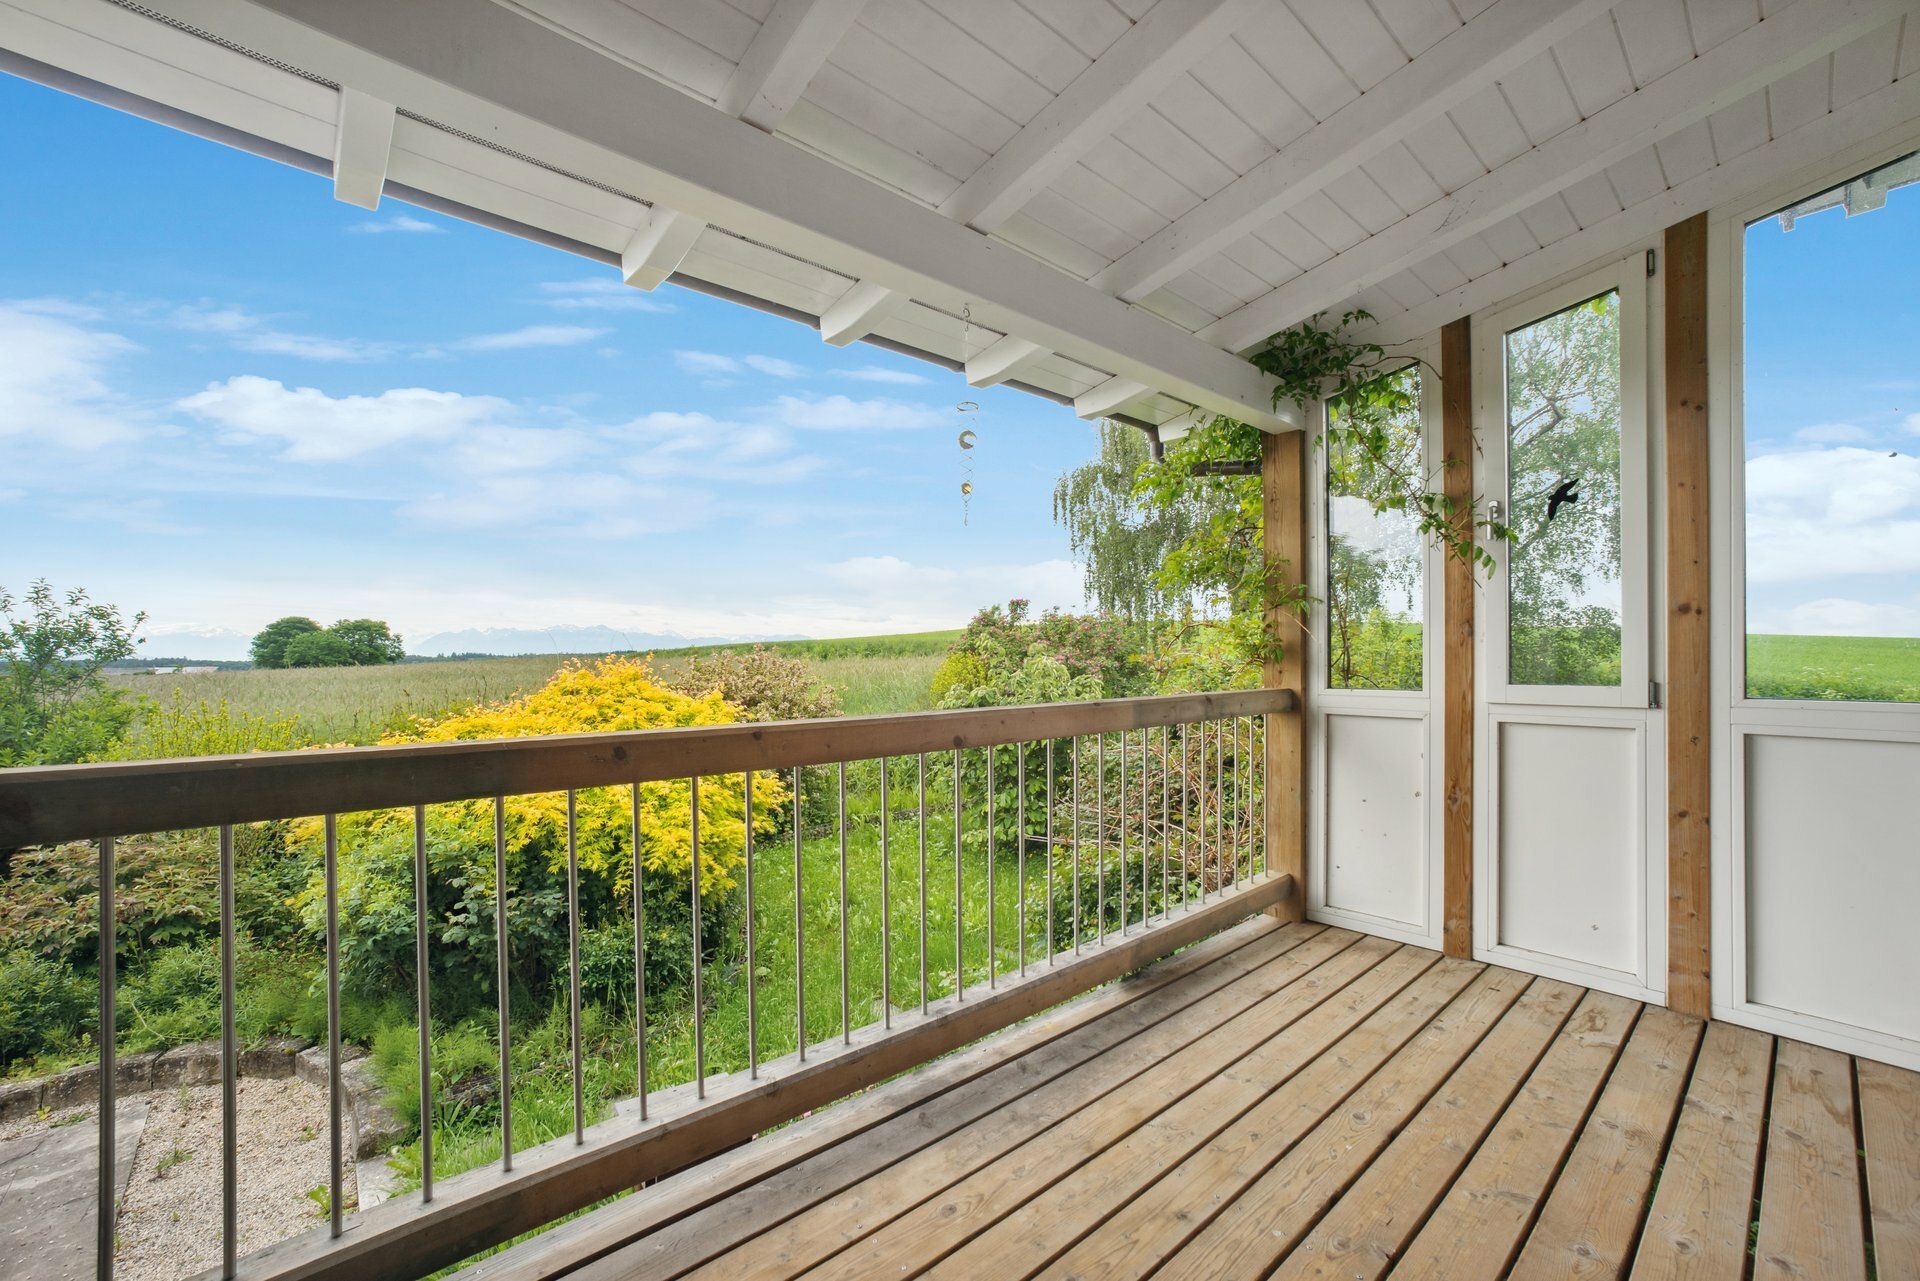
1323,711,1430,931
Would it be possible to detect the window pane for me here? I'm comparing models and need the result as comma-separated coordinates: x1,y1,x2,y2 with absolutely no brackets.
1505,290,1624,687
1326,366,1423,691
1743,152,1920,703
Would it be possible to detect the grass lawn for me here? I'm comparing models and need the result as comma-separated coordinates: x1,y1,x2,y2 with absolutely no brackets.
1745,633,1920,703
107,630,956,745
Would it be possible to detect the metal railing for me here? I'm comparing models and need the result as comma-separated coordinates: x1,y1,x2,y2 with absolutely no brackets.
0,687,1295,1281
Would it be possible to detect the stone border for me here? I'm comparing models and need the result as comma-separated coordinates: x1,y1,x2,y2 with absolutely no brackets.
1,1039,405,1159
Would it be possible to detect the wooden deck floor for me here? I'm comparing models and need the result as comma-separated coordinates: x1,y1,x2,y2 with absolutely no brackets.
475,917,1920,1281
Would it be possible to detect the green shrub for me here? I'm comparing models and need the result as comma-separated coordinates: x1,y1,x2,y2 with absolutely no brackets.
101,694,310,761
118,944,220,1052
0,952,94,1068
667,646,841,722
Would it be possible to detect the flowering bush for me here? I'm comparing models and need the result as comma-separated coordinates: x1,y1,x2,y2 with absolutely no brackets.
668,645,841,723
292,658,787,1010
934,600,1148,709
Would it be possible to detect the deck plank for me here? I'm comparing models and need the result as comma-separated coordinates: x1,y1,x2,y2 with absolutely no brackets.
1628,1020,1774,1280
1356,990,1643,1281
1507,1005,1704,1280
771,935,1410,1279
1045,957,1486,1281
1859,1057,1920,1281
1150,972,1576,1280
1753,1040,1868,1280
550,918,1328,1281
921,950,1475,1279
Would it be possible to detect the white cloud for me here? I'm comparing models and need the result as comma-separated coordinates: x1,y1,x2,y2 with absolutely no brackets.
537,279,674,313
619,411,823,484
1793,422,1874,445
1765,597,1920,637
1908,412,1920,435
399,472,704,537
1746,446,1920,583
765,393,947,431
176,375,512,461
674,350,805,379
841,366,927,385
348,214,444,235
446,325,607,353
173,303,392,362
805,555,1085,631
0,302,140,447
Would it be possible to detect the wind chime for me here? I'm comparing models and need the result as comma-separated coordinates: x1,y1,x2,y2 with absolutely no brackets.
957,302,980,525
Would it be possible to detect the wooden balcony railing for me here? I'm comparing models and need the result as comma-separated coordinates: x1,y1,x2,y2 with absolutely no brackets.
0,687,1296,1281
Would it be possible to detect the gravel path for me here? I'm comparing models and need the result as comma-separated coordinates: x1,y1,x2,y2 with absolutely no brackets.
4,1077,360,1281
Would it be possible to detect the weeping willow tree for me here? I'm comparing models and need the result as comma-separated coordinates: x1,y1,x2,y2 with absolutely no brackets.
1051,421,1229,623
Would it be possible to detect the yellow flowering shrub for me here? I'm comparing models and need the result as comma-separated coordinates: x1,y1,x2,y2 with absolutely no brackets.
293,658,787,1005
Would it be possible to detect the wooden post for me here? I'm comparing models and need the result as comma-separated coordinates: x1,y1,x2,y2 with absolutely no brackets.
1665,213,1712,1017
1262,429,1307,921
1440,317,1476,959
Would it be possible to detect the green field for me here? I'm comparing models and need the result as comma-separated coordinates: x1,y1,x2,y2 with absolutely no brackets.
108,630,958,748
1746,633,1920,703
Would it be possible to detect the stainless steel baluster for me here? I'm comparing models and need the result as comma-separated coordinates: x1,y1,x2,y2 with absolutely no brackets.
631,785,648,1120
838,762,849,1044
1257,714,1267,876
1242,716,1253,883
1045,739,1055,965
986,746,996,986
1216,720,1227,893
880,758,891,1029
412,807,433,1198
918,754,928,1015
1096,733,1106,945
1071,737,1081,955
1117,730,1127,935
1141,729,1151,927
1016,744,1026,977
97,837,116,1281
219,825,237,1276
690,776,705,1095
493,799,511,1172
952,749,963,1001
745,771,758,1075
567,790,583,1143
793,766,805,1060
327,813,345,1229
1195,724,1207,903
1160,726,1171,922
1181,723,1191,909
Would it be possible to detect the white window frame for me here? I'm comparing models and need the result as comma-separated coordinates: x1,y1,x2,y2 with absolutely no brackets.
1306,339,1446,949
1476,258,1652,710
1710,123,1920,1070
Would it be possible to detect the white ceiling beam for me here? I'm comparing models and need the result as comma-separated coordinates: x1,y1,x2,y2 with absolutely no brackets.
161,0,1292,429
331,85,394,209
620,206,704,290
1092,0,1617,305
965,335,1050,388
1074,376,1151,420
1355,70,1920,349
1202,0,1905,352
938,0,1263,232
718,0,867,132
818,278,900,345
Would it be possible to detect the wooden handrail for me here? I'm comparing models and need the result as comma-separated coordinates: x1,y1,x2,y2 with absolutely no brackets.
0,688,1294,847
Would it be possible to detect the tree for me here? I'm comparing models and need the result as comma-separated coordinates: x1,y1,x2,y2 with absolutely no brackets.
1051,422,1231,622
250,616,321,669
282,630,354,668
0,581,146,766
327,618,405,666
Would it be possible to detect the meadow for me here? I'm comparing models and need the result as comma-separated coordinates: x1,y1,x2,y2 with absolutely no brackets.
107,630,958,749
1745,633,1920,703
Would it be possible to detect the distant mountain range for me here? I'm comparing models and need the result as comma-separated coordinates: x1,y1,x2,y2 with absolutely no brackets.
409,625,802,657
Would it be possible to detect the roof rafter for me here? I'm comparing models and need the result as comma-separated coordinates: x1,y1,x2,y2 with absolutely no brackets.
1202,0,1907,352
620,206,704,291
965,335,1049,388
1092,0,1618,307
1355,69,1920,348
172,0,1291,428
331,85,393,209
819,278,900,345
938,0,1264,233
717,0,868,132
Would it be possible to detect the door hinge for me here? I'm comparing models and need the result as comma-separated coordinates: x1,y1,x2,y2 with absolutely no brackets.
1648,680,1662,709
1646,248,1657,277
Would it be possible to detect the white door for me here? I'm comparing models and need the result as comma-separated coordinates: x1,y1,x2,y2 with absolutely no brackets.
1473,257,1666,1002
1307,349,1445,949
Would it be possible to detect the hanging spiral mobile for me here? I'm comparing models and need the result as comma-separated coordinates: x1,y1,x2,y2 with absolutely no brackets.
956,402,979,526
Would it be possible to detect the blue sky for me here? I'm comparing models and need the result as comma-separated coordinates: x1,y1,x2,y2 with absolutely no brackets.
1742,159,1920,638
0,74,1101,658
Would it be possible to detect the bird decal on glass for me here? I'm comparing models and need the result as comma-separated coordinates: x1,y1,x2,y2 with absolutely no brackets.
1546,476,1581,524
